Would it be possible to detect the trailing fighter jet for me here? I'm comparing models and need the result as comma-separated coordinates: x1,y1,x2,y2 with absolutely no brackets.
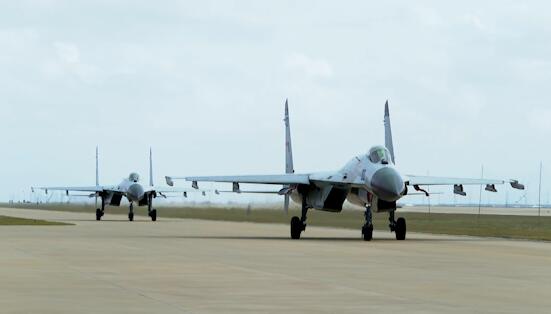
166,100,525,240
35,147,191,221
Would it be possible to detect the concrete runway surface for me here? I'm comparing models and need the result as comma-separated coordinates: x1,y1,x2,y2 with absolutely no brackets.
0,207,550,313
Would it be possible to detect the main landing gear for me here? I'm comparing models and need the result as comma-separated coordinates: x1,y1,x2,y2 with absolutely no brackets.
389,210,406,240
96,208,103,221
147,194,157,222
149,209,157,221
96,196,105,221
290,196,308,239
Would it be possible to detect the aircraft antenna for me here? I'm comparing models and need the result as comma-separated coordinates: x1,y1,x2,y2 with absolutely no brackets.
478,164,483,217
95,146,99,208
149,147,154,187
95,146,99,186
538,161,542,217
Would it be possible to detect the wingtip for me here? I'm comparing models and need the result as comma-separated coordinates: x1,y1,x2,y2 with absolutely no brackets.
384,100,389,116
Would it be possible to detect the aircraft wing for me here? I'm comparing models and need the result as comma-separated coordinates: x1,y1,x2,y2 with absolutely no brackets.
167,170,371,189
404,175,507,186
34,186,117,193
145,186,198,193
168,174,311,186
216,190,281,194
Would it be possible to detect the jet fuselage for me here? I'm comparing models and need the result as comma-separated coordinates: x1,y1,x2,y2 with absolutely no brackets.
289,145,406,212
117,172,146,203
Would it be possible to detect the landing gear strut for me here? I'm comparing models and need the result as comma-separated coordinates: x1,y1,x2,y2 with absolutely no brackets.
95,196,105,221
362,205,373,241
147,194,157,222
389,210,406,240
290,195,308,239
128,203,134,221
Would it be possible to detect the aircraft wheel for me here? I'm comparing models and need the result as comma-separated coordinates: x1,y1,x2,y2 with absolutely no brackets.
362,224,373,241
96,208,102,221
150,209,157,222
128,212,134,221
395,217,406,240
290,216,303,239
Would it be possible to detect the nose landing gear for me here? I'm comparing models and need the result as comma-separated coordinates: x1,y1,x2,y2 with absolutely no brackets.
362,205,373,241
128,203,134,221
362,205,406,241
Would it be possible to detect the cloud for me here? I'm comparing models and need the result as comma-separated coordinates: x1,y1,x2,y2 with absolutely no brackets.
511,57,551,81
0,1,549,205
463,13,491,32
528,107,551,133
54,42,80,64
47,41,100,83
285,53,333,79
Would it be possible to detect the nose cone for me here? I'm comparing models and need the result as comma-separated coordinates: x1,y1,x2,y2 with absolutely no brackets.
127,184,145,202
371,167,404,202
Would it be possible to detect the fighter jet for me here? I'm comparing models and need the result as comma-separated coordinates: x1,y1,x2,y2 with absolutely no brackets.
166,100,525,240
36,147,191,221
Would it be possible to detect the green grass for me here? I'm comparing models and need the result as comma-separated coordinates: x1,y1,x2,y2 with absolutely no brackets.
4,203,551,240
0,215,71,226
163,207,551,241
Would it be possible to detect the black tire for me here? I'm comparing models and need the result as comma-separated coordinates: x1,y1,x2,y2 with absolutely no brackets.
290,216,303,239
96,208,102,221
362,224,373,241
395,217,406,240
150,209,157,222
128,212,134,221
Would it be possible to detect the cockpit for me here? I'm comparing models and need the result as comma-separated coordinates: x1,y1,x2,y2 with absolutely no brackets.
129,172,140,183
368,146,392,164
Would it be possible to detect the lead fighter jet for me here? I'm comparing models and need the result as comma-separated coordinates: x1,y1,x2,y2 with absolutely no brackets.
166,100,524,240
36,148,191,221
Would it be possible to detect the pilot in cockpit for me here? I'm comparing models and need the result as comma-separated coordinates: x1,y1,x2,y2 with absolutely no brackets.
129,173,140,183
368,146,392,164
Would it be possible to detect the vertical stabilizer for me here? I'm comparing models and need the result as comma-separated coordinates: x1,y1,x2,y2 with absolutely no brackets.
283,99,294,214
384,100,396,164
284,99,294,174
149,147,154,187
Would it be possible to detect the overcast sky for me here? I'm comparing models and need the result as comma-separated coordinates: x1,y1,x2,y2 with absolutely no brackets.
2,1,550,205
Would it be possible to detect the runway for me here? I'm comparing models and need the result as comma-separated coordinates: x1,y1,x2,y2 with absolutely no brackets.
0,207,550,313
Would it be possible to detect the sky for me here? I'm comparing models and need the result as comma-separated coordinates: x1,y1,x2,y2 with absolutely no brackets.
1,1,550,205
